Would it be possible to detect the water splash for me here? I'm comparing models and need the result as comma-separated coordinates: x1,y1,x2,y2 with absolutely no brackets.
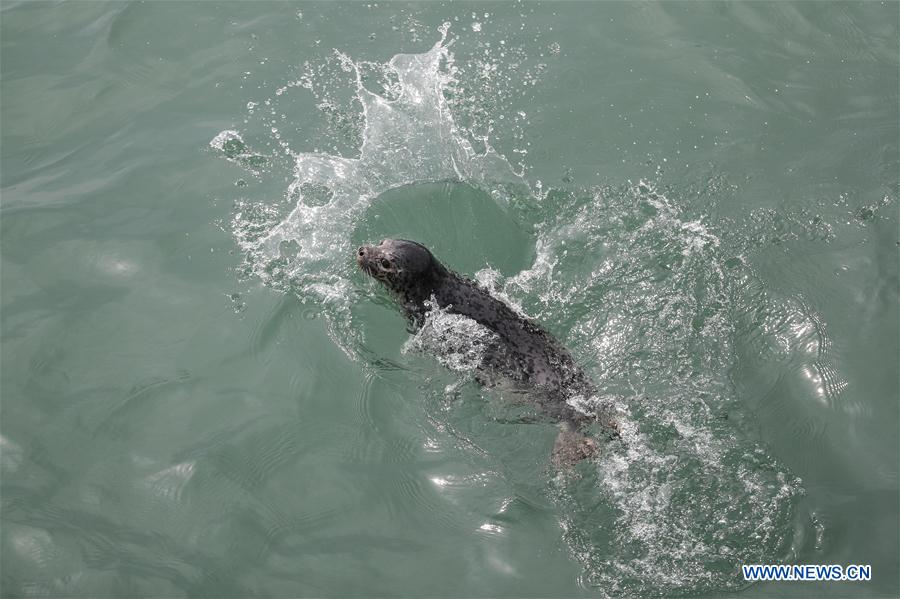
216,25,527,353
403,301,499,374
494,180,806,596
214,30,813,597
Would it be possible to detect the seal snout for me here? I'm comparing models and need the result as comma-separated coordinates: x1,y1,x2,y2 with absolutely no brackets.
356,243,385,280
357,243,377,261
356,244,373,271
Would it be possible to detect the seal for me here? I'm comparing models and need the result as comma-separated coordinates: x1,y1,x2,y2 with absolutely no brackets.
357,238,617,466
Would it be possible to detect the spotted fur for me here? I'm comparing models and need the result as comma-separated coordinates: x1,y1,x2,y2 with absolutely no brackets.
357,238,616,462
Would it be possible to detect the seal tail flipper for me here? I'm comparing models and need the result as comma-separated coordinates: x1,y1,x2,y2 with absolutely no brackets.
551,426,599,468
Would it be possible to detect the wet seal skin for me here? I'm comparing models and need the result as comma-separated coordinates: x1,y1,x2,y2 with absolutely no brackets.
357,238,618,467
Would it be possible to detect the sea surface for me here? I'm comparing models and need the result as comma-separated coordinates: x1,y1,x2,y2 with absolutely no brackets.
1,2,898,597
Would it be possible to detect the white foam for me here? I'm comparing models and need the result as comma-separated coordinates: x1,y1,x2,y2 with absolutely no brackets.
216,30,807,595
208,129,242,152
221,26,527,352
403,301,498,373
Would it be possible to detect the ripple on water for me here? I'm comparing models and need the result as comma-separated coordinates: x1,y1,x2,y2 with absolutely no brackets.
246,294,298,366
142,461,196,504
2,522,91,597
212,30,821,596
91,370,192,439
343,369,480,535
347,369,426,464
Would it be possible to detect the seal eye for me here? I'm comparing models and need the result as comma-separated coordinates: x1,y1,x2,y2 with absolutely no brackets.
380,258,391,269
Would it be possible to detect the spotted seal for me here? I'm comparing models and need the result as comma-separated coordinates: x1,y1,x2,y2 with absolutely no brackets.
357,238,617,465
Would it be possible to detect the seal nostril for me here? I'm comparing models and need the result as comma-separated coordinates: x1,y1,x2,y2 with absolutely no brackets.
358,247,365,257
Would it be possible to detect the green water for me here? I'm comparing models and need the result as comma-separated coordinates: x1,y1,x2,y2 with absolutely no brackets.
1,2,898,597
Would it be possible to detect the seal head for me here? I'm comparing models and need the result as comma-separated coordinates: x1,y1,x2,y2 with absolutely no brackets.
357,239,448,315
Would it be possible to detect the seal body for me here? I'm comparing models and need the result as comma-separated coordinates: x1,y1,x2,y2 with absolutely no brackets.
357,239,614,463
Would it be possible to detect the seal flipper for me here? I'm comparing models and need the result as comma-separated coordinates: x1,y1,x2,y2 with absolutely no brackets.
551,424,599,468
